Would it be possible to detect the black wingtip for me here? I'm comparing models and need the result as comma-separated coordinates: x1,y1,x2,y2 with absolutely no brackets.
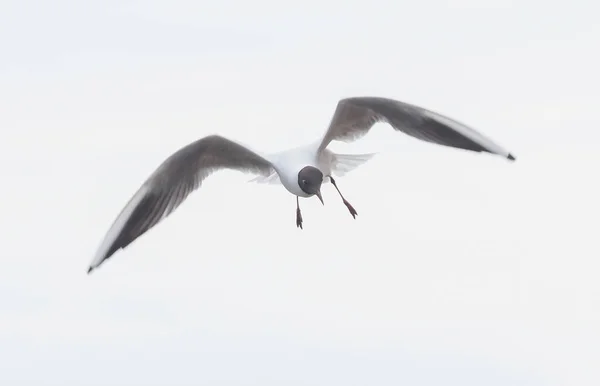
87,266,94,275
507,153,516,161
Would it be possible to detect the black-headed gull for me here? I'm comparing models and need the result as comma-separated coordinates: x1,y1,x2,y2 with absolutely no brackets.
88,96,516,274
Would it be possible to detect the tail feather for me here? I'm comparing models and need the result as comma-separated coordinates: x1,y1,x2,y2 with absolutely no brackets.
248,171,281,185
331,152,377,176
249,151,376,184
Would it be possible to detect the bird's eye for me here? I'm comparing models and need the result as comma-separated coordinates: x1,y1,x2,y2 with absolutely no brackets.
302,179,307,185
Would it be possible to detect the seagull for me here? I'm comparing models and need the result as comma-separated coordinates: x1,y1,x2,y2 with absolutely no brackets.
87,96,516,274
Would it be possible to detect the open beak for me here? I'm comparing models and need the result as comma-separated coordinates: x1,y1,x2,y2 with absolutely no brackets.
315,190,324,205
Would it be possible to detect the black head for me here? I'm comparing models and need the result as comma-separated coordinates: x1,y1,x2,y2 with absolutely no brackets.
298,166,324,204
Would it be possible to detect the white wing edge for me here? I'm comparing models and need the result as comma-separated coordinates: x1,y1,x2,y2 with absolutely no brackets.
422,109,513,159
88,184,150,272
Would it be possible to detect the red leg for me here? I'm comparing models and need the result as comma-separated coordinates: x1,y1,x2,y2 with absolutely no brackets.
329,176,357,219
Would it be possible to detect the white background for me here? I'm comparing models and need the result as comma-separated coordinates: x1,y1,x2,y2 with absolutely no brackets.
1,0,599,385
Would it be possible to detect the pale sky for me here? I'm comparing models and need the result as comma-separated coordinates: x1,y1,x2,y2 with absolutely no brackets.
1,0,599,385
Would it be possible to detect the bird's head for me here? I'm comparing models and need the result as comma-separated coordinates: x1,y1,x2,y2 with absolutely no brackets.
298,166,324,204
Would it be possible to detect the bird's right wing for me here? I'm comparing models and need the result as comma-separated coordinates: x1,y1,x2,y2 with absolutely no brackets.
317,96,516,161
88,135,275,274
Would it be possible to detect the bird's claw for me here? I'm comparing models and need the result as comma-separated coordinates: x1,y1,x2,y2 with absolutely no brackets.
296,209,303,229
344,200,358,219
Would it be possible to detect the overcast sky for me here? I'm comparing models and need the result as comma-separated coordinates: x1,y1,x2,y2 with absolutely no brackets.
1,0,599,385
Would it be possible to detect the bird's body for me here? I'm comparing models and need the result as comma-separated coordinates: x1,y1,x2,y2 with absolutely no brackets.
259,144,347,195
268,143,322,197
88,96,517,274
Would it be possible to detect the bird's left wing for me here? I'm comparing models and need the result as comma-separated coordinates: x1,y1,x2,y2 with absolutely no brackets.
317,96,516,161
88,135,274,274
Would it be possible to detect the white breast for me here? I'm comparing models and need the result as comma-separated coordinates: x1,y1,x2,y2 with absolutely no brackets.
270,143,321,197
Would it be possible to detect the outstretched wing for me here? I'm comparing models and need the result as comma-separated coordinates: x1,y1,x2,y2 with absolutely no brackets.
317,96,516,161
88,135,274,274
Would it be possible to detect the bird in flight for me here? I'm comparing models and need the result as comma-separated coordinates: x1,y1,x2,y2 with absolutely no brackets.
87,96,516,274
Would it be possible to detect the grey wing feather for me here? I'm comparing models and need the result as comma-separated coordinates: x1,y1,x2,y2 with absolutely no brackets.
317,96,516,161
88,135,274,273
